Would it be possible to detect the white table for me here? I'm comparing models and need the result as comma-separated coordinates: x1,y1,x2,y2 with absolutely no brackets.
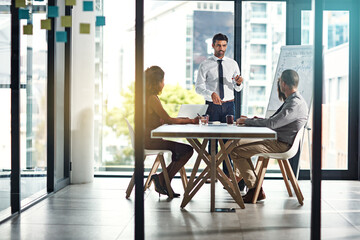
151,123,277,211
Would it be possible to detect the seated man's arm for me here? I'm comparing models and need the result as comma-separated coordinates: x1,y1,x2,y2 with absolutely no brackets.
245,100,301,129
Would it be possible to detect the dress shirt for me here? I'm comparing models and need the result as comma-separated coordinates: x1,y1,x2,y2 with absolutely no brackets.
245,91,308,145
196,56,243,102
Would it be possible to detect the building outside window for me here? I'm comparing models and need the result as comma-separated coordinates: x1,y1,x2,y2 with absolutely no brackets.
251,23,267,39
250,65,266,80
241,1,286,122
251,2,267,18
250,44,266,59
300,10,350,170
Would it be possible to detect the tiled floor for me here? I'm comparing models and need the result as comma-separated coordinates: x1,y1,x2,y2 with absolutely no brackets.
0,178,360,239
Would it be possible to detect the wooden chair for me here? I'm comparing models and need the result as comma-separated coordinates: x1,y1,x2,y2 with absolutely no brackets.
124,119,188,198
252,126,306,205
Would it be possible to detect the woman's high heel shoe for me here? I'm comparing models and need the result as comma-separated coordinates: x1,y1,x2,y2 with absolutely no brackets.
151,174,168,196
170,192,180,198
151,174,181,198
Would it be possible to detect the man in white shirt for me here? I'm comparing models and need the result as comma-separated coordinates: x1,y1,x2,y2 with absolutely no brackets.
195,33,244,178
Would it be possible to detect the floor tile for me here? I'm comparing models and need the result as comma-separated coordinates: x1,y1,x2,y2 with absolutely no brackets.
1,178,360,240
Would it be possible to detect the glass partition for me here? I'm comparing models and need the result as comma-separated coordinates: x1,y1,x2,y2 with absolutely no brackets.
19,2,48,206
300,10,349,170
143,1,234,170
94,1,135,172
241,1,286,170
0,1,11,218
96,1,235,172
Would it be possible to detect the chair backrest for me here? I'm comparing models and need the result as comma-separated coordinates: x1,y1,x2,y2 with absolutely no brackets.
254,125,305,160
125,118,135,149
125,118,171,156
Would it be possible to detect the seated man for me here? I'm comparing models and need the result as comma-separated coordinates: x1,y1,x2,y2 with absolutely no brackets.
231,69,308,203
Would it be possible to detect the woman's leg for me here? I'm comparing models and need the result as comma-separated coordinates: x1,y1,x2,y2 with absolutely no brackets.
145,139,193,185
158,141,193,184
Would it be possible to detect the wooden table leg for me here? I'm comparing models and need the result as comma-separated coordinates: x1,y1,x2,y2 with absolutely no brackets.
210,139,216,212
181,138,210,208
183,138,244,211
219,140,245,209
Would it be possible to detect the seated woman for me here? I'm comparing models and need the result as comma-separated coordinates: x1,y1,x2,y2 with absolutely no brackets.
145,66,198,197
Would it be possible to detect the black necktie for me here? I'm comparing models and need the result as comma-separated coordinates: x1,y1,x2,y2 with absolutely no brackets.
218,60,224,100
271,102,285,117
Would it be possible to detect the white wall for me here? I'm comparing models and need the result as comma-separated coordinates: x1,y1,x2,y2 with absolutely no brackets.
70,4,95,184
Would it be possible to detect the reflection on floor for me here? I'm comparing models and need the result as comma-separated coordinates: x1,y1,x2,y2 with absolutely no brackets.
0,177,360,240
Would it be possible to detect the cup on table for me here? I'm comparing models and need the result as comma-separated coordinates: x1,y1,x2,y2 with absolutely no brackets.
199,114,209,125
226,115,234,125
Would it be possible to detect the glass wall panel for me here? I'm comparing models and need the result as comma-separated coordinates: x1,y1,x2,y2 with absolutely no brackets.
300,10,349,170
19,2,47,206
143,1,234,170
94,0,104,173
0,1,11,218
94,1,135,172
241,1,286,170
95,1,235,172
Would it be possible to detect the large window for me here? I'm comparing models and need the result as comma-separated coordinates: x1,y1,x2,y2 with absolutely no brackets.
96,1,287,172
241,1,286,119
300,10,349,171
96,1,234,172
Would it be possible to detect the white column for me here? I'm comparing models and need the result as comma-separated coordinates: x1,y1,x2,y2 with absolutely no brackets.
70,4,95,183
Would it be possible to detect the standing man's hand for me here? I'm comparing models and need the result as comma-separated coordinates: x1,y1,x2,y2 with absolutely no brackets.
233,75,244,86
211,92,222,105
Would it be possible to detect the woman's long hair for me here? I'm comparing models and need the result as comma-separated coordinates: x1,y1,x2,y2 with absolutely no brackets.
145,66,164,98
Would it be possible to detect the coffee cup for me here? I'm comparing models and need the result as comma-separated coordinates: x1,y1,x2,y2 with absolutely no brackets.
226,115,234,125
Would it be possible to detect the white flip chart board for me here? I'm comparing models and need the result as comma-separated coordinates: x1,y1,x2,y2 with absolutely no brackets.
266,45,314,118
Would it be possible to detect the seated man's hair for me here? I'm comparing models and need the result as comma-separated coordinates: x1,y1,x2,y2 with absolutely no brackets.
281,69,299,89
212,33,228,44
277,79,286,101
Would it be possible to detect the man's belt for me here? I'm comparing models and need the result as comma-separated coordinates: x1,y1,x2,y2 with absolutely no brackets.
222,99,234,103
206,99,234,104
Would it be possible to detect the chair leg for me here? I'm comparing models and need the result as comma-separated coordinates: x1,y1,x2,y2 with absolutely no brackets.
254,157,263,175
278,160,293,197
144,155,161,190
252,158,269,204
125,174,135,199
284,159,304,201
283,160,304,205
159,153,173,198
179,167,188,190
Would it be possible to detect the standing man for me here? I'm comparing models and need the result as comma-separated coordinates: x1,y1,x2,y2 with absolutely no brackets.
195,33,244,180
